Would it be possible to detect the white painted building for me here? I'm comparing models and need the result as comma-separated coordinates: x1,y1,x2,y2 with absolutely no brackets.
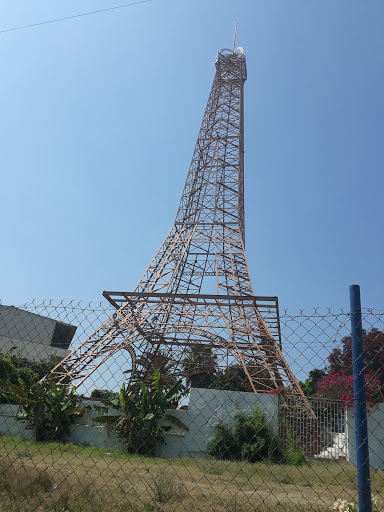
0,305,75,361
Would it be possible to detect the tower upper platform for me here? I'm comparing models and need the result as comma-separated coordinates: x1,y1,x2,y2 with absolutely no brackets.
215,47,247,82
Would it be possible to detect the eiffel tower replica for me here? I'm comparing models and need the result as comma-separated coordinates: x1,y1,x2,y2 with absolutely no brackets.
49,44,305,399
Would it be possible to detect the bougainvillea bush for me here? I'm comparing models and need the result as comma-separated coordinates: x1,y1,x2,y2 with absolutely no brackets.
316,372,384,409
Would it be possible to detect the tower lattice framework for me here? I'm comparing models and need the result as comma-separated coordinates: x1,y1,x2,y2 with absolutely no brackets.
49,47,305,398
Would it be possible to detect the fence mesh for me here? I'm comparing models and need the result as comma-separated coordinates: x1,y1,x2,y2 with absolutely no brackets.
0,299,383,511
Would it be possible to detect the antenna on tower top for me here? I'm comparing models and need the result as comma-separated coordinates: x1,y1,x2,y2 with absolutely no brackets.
233,21,238,53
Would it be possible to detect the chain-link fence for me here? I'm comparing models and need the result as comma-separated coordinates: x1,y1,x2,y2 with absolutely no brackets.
0,299,383,511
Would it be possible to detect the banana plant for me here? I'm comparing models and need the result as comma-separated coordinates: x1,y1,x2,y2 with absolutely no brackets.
14,378,86,442
95,370,189,455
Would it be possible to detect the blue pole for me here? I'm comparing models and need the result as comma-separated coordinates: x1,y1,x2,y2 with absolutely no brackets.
350,284,371,512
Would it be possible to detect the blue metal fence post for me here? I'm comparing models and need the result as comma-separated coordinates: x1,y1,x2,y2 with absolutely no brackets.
350,284,372,512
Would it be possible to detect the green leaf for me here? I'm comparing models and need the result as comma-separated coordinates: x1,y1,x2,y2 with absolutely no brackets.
164,379,186,402
66,407,86,416
164,413,189,431
93,405,110,413
94,415,118,424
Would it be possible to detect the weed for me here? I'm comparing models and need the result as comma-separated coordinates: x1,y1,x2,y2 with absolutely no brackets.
16,449,32,457
280,475,294,485
207,461,227,475
152,472,184,503
226,497,241,511
282,423,308,467
0,458,54,495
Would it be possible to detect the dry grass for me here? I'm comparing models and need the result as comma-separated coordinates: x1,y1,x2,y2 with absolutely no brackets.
0,435,383,512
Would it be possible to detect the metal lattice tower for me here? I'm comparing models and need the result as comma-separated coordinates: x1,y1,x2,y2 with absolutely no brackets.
48,46,305,398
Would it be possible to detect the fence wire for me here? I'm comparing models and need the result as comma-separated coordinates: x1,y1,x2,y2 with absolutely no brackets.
0,299,383,512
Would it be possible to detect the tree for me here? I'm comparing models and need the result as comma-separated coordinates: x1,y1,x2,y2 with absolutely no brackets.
316,372,384,409
181,346,218,388
299,368,328,397
328,328,384,384
181,351,275,393
208,363,276,393
207,364,254,392
134,350,177,389
297,328,384,399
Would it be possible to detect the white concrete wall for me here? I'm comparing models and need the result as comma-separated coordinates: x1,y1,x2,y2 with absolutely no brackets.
0,401,125,450
346,403,384,469
0,404,33,439
0,390,278,458
158,388,278,458
70,399,126,450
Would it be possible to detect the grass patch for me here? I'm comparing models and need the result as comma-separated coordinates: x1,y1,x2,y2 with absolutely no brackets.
0,435,383,511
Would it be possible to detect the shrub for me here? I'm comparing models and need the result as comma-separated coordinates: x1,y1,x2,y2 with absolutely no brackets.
207,421,240,460
207,407,283,463
316,372,384,409
0,351,63,404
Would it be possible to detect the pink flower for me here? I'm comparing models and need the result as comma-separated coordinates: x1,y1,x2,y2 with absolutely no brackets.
315,372,384,409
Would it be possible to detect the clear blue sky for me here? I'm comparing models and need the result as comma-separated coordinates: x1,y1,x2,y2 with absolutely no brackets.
1,0,383,313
